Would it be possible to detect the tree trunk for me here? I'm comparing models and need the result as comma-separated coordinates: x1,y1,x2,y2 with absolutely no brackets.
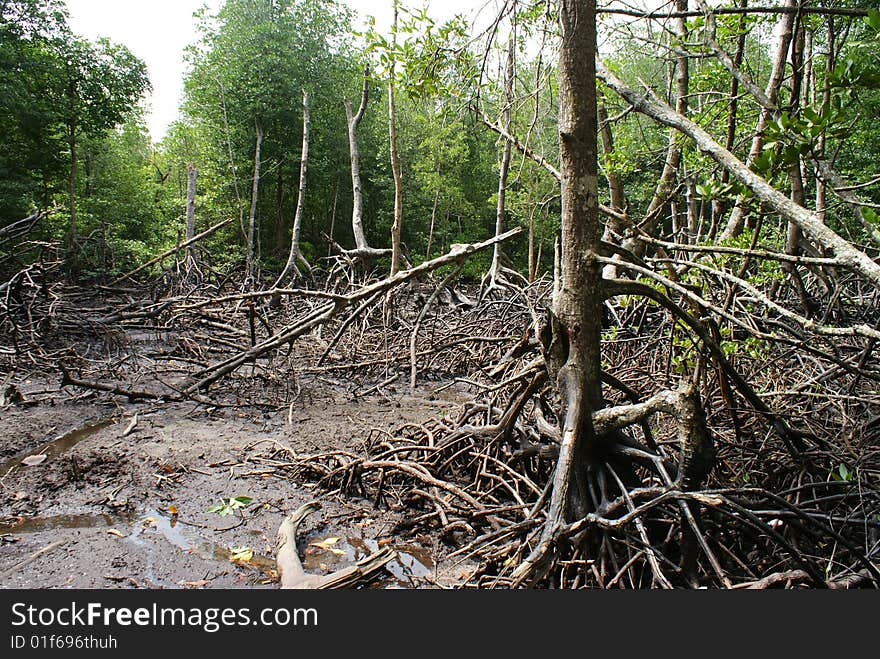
624,0,688,256
718,0,796,241
247,118,264,285
274,91,311,292
543,0,603,531
712,0,748,236
598,99,628,278
345,71,371,254
488,32,515,286
185,163,197,269
66,121,77,253
388,2,404,277
426,188,439,259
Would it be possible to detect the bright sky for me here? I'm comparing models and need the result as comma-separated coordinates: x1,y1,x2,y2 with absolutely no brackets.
65,0,483,141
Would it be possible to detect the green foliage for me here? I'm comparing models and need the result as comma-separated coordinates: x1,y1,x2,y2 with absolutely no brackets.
207,495,253,517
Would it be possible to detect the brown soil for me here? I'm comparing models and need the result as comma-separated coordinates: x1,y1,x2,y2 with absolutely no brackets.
0,377,476,589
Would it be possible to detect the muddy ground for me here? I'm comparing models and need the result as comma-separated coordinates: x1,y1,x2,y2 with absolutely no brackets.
0,375,478,589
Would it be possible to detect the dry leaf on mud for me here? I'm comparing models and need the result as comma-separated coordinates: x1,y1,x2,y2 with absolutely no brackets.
106,529,125,538
309,537,345,555
21,454,47,466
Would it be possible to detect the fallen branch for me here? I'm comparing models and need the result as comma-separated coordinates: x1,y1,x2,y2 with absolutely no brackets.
276,501,395,589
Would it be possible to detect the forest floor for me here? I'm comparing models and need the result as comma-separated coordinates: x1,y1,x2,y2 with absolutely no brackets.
0,362,478,589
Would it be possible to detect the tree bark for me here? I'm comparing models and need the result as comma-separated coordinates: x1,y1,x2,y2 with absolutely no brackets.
718,0,796,241
543,0,603,532
388,2,404,277
247,118,264,285
274,91,311,292
185,163,197,270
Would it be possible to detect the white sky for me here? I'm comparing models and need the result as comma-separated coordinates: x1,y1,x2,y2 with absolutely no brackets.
65,0,483,141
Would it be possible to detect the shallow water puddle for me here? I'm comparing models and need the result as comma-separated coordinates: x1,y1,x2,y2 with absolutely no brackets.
126,511,277,579
1,511,432,588
302,535,433,587
0,418,114,474
0,512,116,535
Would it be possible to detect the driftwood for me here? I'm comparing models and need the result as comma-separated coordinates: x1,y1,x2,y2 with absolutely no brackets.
276,502,395,589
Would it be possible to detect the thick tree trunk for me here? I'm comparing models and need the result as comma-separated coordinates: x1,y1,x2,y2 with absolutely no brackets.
246,118,264,285
274,91,311,292
544,0,603,530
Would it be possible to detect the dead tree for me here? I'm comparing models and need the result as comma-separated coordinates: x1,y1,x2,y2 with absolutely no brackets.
342,70,392,262
483,31,516,296
273,90,312,297
246,118,264,286
185,163,198,276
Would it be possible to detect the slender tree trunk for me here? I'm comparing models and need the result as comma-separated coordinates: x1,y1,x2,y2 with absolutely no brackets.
345,71,370,253
327,179,339,257
488,32,515,285
185,163,197,269
598,102,626,226
527,204,536,283
624,0,688,256
67,122,77,251
712,0,748,236
718,0,797,241
784,23,818,314
275,91,311,292
598,99,628,278
388,1,404,277
815,17,835,225
246,118,264,286
426,188,439,260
